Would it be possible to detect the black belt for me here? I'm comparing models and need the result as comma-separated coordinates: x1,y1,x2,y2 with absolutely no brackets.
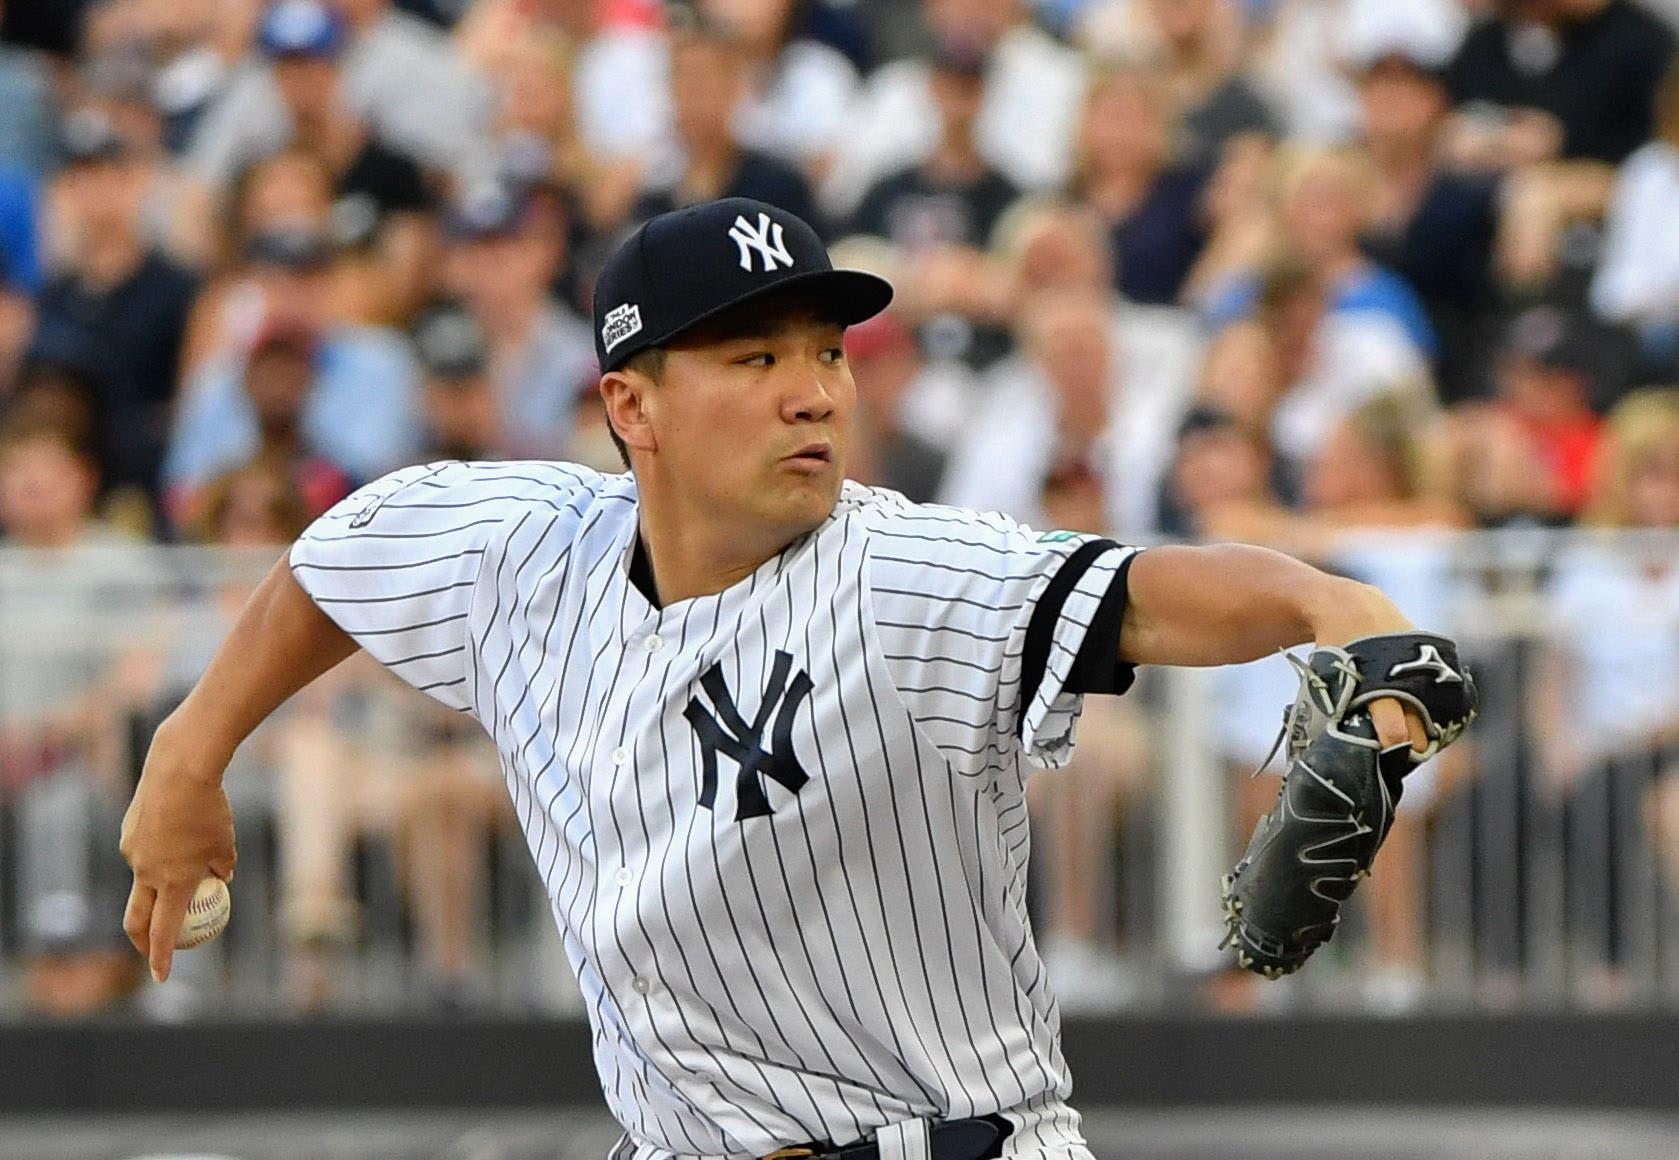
764,1114,1009,1160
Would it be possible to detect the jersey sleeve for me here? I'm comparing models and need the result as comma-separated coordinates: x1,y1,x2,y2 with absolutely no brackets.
861,497,1141,773
287,461,510,712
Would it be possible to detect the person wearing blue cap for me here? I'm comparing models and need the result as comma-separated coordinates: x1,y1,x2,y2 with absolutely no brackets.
125,198,1462,1160
186,0,493,191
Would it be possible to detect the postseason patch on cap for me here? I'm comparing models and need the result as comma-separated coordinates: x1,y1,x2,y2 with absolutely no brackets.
601,303,643,354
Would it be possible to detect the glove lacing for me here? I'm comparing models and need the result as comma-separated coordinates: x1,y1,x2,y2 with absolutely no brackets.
1252,649,1362,779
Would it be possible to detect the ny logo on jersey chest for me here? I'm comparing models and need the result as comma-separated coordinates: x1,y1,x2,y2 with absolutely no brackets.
683,650,813,821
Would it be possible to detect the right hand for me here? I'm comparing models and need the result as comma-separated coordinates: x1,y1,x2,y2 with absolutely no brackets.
119,717,237,983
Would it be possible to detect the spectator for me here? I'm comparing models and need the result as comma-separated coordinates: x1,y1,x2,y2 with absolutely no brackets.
180,148,390,375
633,16,823,234
214,320,356,520
165,224,423,505
1156,404,1278,538
1204,394,1467,1008
842,311,964,502
34,107,200,518
1444,0,1673,170
699,0,862,186
940,287,1182,538
999,198,1206,392
1441,307,1606,525
1251,0,1467,147
456,0,671,177
439,185,596,459
1192,318,1285,433
0,36,57,177
467,25,643,233
1243,252,1435,480
0,272,35,394
0,162,41,294
1536,388,1679,1005
410,298,505,461
189,0,495,190
1080,0,1277,166
834,0,1088,211
0,420,159,1016
847,42,1020,256
1590,62,1679,378
1354,44,1502,401
242,3,437,319
1207,147,1438,358
1072,63,1210,306
84,0,261,158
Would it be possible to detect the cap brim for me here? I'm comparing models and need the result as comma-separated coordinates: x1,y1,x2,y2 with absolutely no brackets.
606,268,894,371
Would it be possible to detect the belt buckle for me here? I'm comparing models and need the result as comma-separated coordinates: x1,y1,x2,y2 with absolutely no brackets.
763,1150,817,1159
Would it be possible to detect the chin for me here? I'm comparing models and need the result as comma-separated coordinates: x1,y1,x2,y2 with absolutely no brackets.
761,476,841,534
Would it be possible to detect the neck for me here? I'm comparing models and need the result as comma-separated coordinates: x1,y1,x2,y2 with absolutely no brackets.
25,520,88,550
81,231,145,289
482,294,541,347
634,484,800,605
684,138,738,187
1084,167,1150,217
927,132,983,182
1370,135,1434,176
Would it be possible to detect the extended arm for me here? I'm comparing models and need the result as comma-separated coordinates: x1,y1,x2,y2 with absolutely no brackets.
120,557,358,982
1117,543,1426,749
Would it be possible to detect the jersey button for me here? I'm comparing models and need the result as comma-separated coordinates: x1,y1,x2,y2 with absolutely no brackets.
614,867,633,887
611,746,630,766
631,976,651,996
643,634,664,653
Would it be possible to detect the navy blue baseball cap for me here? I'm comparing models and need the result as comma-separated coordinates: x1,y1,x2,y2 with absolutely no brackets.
592,198,893,373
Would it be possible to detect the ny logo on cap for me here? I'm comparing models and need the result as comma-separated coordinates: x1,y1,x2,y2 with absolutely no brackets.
729,212,795,273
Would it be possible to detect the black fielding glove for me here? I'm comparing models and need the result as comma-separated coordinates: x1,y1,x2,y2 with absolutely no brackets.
1221,632,1478,978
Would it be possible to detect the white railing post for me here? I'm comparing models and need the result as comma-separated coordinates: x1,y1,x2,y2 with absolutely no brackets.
1158,665,1229,975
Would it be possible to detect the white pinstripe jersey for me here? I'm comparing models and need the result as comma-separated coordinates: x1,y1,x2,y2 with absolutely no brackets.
289,460,1140,1160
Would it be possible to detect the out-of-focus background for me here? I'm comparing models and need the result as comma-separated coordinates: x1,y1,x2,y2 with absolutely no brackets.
0,0,1677,1156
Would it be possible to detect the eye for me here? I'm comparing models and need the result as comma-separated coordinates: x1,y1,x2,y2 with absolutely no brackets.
738,352,775,368
820,347,845,364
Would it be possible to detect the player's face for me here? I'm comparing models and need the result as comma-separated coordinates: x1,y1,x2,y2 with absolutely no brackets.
655,302,854,536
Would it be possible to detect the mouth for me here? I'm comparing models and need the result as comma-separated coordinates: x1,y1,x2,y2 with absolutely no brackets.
783,442,833,470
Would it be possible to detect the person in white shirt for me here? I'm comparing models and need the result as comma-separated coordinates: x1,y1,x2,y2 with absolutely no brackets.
700,0,862,184
1536,389,1679,1002
1590,66,1679,373
829,0,1088,215
939,286,1191,540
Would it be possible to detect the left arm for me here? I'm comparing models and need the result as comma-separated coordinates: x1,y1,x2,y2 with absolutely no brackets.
1118,543,1427,751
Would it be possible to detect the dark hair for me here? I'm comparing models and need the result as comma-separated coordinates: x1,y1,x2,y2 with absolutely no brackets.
608,347,667,468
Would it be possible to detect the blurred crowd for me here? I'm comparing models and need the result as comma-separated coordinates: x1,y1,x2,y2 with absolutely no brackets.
1,0,1678,1020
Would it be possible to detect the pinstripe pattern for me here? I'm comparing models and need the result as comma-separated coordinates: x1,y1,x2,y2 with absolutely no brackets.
289,463,1127,1160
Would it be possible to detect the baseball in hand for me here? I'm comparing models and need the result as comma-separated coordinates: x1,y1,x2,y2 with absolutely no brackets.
175,876,231,950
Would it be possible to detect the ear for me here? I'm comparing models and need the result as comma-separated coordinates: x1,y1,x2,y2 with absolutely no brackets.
598,368,657,456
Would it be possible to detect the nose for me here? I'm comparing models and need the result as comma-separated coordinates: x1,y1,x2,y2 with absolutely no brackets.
781,366,836,425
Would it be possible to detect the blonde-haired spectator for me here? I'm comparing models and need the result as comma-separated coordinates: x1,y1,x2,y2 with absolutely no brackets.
1201,393,1470,1010
1201,147,1438,364
1535,387,1679,1006
1071,62,1211,305
1080,0,1277,166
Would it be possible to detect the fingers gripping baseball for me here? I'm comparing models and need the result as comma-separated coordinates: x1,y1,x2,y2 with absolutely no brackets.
120,731,238,982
